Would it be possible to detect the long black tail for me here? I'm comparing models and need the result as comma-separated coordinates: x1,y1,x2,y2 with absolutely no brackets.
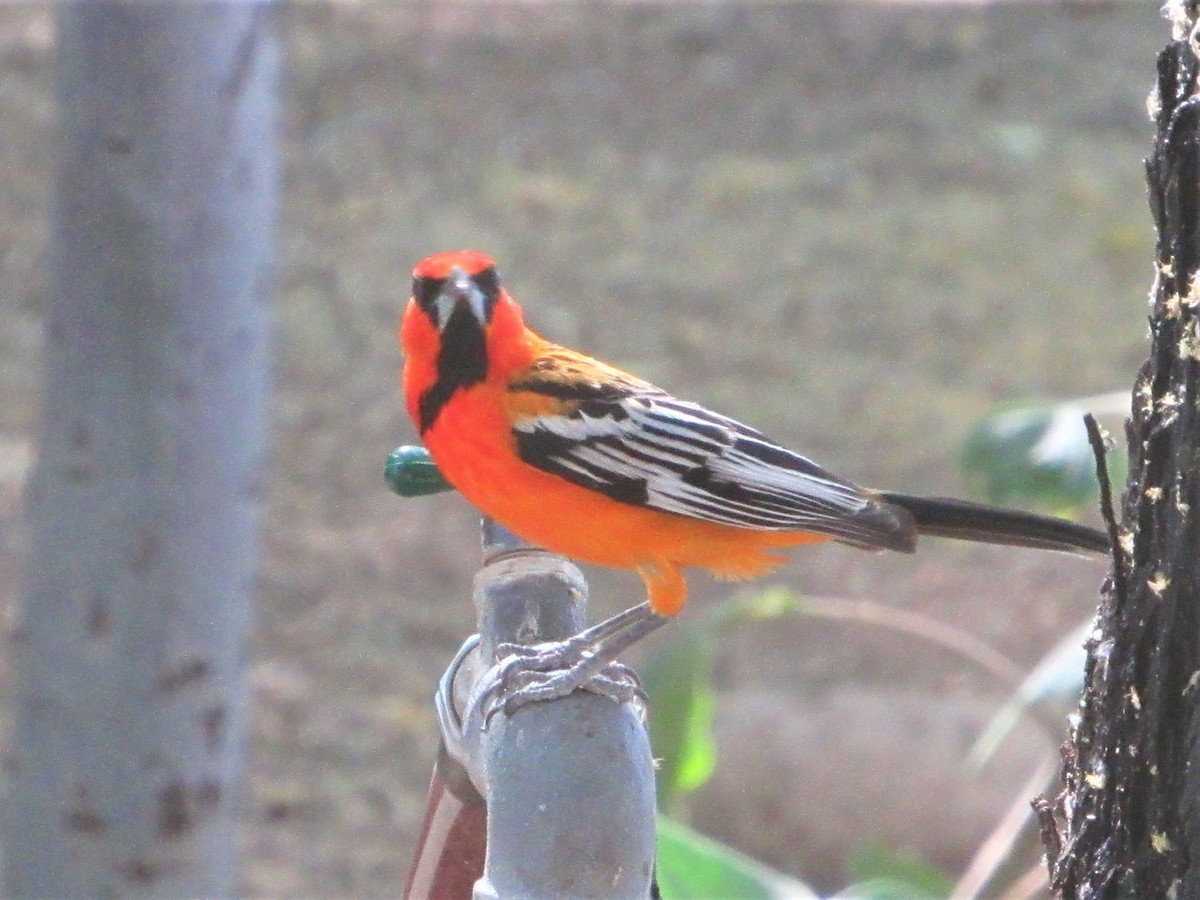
875,491,1110,555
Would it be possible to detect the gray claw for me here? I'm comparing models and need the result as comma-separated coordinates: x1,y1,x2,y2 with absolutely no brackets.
500,666,647,720
471,644,647,728
464,602,668,728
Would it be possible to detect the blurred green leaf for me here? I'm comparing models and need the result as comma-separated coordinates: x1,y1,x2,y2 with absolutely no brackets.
960,398,1126,513
643,625,718,803
644,589,802,809
673,687,717,792
656,816,819,900
384,445,453,497
842,845,952,899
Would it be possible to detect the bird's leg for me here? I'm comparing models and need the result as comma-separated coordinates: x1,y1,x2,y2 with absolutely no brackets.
468,564,684,724
498,607,668,713
489,600,660,666
468,601,670,725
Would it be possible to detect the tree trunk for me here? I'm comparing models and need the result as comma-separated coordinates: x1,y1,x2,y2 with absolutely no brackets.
2,5,278,896
1048,3,1200,895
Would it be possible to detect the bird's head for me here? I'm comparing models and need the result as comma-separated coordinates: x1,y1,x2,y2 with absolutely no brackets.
410,249,502,332
401,251,536,434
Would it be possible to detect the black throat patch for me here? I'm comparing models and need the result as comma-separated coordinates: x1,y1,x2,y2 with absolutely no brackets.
418,305,488,433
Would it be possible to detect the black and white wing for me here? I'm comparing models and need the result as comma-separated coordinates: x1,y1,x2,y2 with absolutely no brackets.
509,381,915,551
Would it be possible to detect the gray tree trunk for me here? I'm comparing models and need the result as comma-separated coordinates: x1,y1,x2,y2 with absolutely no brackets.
2,5,279,897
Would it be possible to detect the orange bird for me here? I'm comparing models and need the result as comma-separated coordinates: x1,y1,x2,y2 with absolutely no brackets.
401,250,1107,705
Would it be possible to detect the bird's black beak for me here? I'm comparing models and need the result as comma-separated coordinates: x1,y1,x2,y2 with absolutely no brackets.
436,267,489,331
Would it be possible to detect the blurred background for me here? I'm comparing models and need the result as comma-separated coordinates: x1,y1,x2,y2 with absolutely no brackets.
0,3,1158,895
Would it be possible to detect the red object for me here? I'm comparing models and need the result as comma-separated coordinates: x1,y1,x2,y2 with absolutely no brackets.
404,743,486,900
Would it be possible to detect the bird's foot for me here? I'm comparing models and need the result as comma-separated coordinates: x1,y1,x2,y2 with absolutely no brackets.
464,602,669,728
469,643,646,728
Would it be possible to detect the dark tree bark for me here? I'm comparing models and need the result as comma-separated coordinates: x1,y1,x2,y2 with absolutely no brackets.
2,6,278,896
1048,3,1200,896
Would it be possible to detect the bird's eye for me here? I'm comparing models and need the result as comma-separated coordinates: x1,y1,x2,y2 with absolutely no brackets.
412,276,444,310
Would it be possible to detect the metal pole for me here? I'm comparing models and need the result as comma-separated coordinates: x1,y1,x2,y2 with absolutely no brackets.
466,521,656,900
